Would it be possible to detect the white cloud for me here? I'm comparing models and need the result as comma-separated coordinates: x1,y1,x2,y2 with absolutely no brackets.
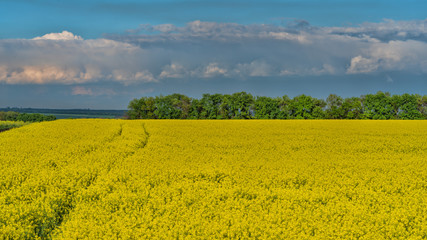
112,70,157,85
2,20,427,85
0,32,152,85
0,66,87,84
204,63,227,77
192,63,228,78
33,31,83,40
234,60,273,77
80,66,103,81
347,56,379,74
347,40,427,74
265,31,310,44
159,63,186,78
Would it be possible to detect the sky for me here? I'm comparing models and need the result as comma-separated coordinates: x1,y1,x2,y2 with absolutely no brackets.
1,0,426,109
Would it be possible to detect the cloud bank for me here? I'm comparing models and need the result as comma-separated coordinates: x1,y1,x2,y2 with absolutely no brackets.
1,19,427,85
0,31,157,85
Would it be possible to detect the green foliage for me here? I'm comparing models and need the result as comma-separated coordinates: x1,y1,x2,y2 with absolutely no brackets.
0,111,19,121
417,95,427,118
230,92,254,119
289,95,326,119
200,93,224,119
0,111,56,122
342,97,363,119
127,97,155,119
254,96,281,119
326,94,344,119
361,92,394,119
0,121,26,132
127,92,427,120
397,94,424,119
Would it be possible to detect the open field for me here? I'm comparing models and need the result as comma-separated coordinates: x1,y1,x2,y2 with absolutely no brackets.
0,120,426,239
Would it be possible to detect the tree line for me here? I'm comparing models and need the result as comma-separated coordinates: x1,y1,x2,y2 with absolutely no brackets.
127,92,427,120
0,111,56,122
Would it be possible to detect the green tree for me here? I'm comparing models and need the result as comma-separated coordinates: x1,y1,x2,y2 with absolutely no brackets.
230,92,254,119
154,94,191,119
290,95,325,119
416,95,427,119
127,97,156,119
200,94,224,119
170,93,191,119
361,92,394,119
341,97,363,119
4,111,19,121
397,94,423,119
254,96,281,119
276,96,291,119
218,94,232,119
326,94,344,119
126,92,425,120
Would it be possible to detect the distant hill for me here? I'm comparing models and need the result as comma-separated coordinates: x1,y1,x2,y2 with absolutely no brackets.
0,108,126,119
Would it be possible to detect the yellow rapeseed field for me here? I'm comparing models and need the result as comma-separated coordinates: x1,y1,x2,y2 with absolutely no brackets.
0,119,426,239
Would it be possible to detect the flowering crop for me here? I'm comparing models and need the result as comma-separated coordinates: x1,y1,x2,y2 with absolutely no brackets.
0,120,426,239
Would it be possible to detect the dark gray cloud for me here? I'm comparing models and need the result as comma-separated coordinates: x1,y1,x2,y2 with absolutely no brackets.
328,19,427,43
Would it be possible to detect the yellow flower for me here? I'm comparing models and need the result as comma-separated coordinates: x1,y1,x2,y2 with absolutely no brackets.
0,120,426,239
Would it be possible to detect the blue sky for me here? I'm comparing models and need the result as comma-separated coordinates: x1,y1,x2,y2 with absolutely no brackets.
1,0,426,109
2,0,427,39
